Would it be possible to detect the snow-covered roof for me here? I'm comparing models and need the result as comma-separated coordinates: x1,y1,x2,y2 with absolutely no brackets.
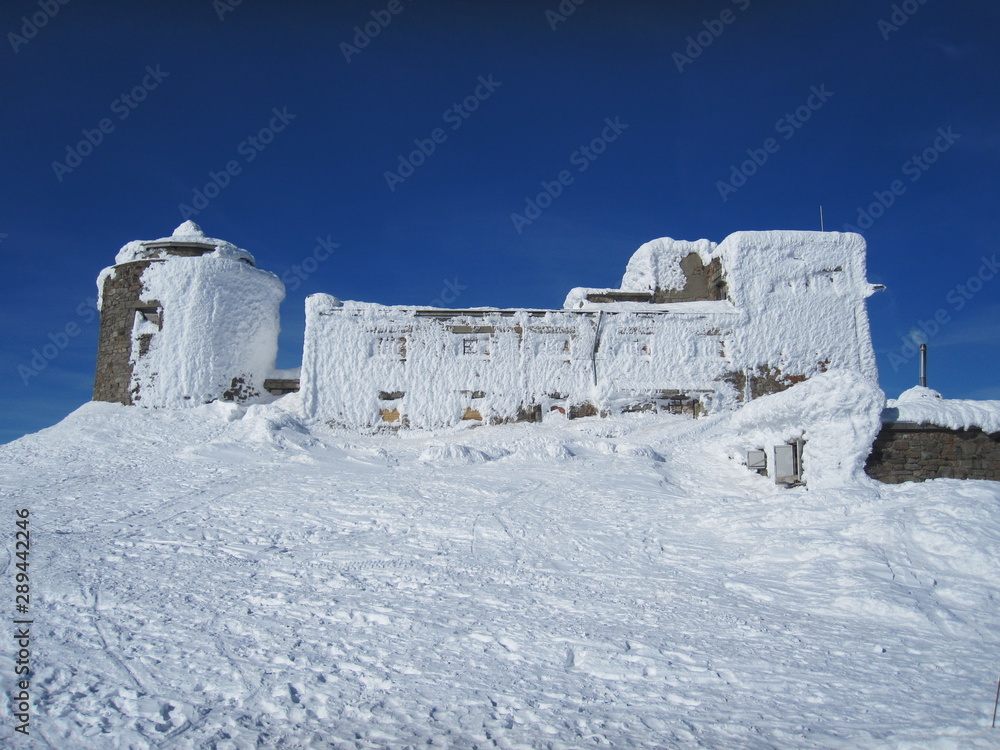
884,387,1000,433
114,221,256,265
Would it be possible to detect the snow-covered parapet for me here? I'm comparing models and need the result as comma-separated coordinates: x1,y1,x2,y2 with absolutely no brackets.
114,221,257,266
885,387,1000,433
564,236,720,308
620,237,718,293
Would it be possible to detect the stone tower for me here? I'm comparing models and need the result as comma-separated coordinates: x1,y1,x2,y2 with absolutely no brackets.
94,221,285,406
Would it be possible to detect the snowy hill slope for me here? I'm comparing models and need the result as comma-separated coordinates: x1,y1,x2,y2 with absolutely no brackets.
2,394,1000,748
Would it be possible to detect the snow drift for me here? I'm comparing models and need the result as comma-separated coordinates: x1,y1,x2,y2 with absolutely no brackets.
2,393,999,748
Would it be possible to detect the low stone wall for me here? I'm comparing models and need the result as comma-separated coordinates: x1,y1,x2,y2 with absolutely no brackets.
865,422,1000,483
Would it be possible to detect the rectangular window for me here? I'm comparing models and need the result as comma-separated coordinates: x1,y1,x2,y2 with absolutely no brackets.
460,335,491,358
371,336,406,360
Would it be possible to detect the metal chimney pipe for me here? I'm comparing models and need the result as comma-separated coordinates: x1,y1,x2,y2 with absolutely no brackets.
919,343,927,387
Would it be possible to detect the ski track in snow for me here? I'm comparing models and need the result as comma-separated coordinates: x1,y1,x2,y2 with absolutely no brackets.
1,402,999,748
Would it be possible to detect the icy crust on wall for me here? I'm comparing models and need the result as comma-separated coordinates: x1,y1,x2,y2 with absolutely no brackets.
130,257,284,407
886,388,1000,433
301,296,748,429
114,220,256,266
562,231,879,386
619,237,717,292
719,230,879,384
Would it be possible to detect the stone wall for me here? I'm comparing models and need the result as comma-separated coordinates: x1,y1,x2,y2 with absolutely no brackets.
93,261,152,404
865,422,1000,483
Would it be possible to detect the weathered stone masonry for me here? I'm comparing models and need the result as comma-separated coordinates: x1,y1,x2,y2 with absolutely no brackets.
93,260,154,405
866,422,1000,483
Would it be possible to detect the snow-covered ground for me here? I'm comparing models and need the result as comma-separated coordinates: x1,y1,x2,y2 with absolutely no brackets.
2,392,1000,748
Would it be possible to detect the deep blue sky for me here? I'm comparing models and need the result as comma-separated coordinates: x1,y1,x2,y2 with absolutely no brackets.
2,0,998,443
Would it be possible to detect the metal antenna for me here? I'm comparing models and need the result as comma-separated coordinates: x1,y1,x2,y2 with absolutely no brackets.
819,205,825,232
919,343,927,387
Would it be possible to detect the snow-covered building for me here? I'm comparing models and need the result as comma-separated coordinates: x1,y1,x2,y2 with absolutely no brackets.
95,224,881,429
94,222,284,407
302,231,879,428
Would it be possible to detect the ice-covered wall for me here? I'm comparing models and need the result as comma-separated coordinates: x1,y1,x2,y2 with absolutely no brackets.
301,231,880,429
716,231,878,385
130,258,284,406
301,297,741,428
95,223,285,407
569,231,878,387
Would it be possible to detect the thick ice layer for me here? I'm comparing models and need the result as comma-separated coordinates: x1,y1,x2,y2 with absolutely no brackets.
130,256,284,407
717,231,878,383
568,231,878,381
